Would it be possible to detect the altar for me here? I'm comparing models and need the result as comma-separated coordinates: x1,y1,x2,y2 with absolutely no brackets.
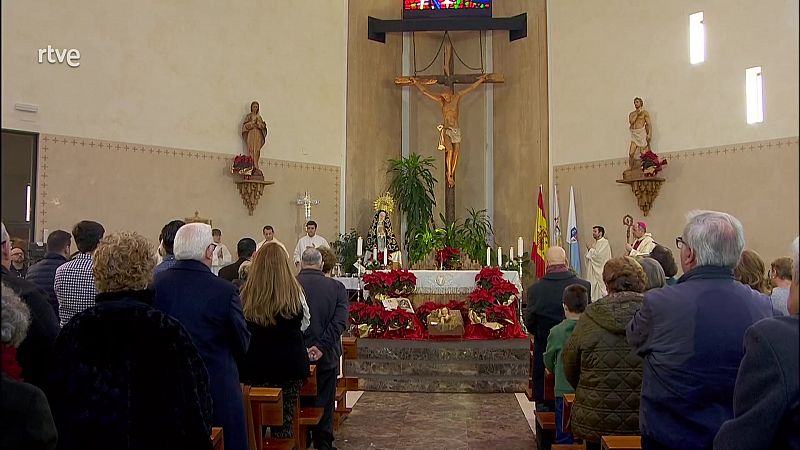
406,270,521,308
335,270,522,308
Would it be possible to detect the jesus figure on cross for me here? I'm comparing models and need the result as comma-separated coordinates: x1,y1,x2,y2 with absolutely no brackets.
409,74,488,188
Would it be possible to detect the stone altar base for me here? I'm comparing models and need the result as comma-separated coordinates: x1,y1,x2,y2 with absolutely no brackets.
345,338,528,393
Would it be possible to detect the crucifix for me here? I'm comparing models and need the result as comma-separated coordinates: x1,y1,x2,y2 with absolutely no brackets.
296,191,320,222
395,34,503,224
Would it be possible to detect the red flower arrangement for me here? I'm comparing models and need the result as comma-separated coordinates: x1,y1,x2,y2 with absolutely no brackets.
232,155,255,175
436,246,462,270
349,302,386,337
382,308,425,339
473,266,519,305
362,269,417,299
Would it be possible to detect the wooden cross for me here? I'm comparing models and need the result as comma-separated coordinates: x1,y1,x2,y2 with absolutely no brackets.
296,191,320,222
395,37,503,224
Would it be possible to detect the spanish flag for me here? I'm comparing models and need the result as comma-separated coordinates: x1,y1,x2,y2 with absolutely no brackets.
532,185,549,278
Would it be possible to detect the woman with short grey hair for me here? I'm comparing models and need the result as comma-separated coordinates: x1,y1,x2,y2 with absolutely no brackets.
2,284,30,349
1,284,58,450
637,257,666,291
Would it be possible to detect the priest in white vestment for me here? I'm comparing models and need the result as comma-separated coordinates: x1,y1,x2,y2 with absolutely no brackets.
293,220,329,266
210,228,233,275
585,226,612,301
627,221,656,257
256,225,289,256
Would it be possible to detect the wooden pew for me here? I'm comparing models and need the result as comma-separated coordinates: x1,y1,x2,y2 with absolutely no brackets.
601,435,641,450
562,393,575,433
211,427,224,450
244,385,294,450
300,365,317,396
297,365,323,450
335,337,357,431
526,336,535,400
544,368,556,402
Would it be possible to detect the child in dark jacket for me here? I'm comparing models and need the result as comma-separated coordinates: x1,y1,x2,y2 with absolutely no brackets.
544,283,588,445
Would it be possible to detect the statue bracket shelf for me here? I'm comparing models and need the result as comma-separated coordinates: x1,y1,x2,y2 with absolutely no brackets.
234,178,274,216
616,176,665,217
367,14,527,43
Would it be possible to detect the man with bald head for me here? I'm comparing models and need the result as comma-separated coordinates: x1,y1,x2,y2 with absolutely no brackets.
525,246,591,412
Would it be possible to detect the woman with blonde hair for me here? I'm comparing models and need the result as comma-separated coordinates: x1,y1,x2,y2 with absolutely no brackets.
239,242,310,439
562,256,646,450
734,249,770,294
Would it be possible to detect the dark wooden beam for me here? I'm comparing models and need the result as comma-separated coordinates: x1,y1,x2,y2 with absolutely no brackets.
367,14,527,43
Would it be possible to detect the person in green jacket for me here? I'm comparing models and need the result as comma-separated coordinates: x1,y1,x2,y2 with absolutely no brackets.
544,283,588,445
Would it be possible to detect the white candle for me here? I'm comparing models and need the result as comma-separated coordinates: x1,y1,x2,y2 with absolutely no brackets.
399,252,403,267
510,246,515,261
383,247,388,266
486,247,491,266
357,237,363,256
518,237,524,258
373,247,377,261
498,247,503,267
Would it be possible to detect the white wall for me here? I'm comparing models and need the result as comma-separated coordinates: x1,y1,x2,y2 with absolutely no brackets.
548,0,799,165
1,0,348,167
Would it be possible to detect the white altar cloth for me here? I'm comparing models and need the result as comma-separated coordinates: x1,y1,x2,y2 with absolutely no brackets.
334,270,521,295
410,270,522,295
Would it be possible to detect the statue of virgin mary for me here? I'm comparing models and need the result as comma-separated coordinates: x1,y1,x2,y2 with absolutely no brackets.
364,193,401,264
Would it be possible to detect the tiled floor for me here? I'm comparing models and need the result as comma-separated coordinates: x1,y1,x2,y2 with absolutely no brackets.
335,392,537,450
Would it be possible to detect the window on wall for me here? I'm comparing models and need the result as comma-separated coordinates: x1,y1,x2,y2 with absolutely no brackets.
746,66,764,124
689,12,705,64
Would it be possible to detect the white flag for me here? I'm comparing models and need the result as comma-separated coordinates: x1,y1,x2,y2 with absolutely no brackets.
551,184,562,247
568,186,582,275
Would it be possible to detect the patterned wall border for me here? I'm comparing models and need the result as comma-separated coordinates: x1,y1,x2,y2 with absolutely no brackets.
553,137,799,182
37,134,341,230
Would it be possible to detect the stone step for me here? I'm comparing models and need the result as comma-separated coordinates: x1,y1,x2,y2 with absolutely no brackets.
357,374,528,393
355,338,529,361
346,359,528,377
352,338,530,393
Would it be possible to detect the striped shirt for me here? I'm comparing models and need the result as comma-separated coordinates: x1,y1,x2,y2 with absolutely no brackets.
54,253,97,327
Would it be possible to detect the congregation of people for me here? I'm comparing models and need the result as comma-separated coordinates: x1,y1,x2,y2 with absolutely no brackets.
1,218,347,450
526,211,799,450
2,208,798,450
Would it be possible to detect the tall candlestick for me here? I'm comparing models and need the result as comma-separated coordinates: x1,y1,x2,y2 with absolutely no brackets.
510,246,515,261
518,237,524,258
498,247,503,267
486,247,491,266
373,247,377,262
383,247,388,266
357,237,363,256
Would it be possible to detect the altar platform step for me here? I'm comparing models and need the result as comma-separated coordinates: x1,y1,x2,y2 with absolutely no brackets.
345,338,528,393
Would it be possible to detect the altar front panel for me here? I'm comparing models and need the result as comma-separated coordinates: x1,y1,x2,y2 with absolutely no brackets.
335,270,522,307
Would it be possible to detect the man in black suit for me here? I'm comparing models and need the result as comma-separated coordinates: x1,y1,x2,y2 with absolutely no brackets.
1,222,60,389
524,246,591,412
297,248,349,450
218,238,257,282
26,230,72,320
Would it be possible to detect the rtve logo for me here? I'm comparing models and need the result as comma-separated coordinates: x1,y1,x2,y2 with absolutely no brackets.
37,46,81,68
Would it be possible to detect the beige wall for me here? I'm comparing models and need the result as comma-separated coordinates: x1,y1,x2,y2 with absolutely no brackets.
554,138,799,275
37,134,340,251
548,0,800,165
345,0,402,236
493,0,549,248
1,0,348,167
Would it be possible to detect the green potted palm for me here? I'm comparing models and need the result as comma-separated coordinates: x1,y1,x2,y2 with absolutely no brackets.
387,153,437,264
